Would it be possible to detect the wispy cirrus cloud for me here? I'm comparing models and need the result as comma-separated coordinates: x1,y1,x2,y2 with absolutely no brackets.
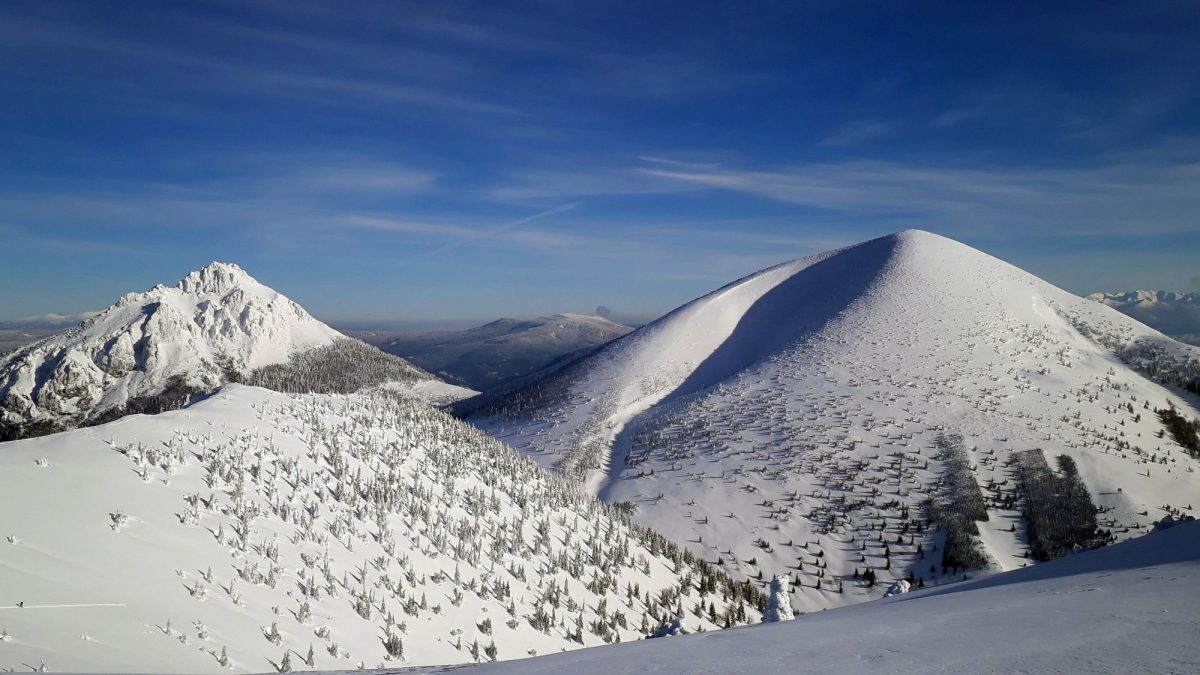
819,120,898,147
338,204,584,250
636,158,1200,237
0,12,525,118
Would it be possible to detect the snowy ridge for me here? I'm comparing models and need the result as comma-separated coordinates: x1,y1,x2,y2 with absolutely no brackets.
0,263,461,439
1088,290,1200,307
424,520,1200,675
468,230,1200,612
0,385,761,673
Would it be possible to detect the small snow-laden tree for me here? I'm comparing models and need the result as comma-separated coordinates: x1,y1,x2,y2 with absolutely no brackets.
649,616,691,638
761,575,794,622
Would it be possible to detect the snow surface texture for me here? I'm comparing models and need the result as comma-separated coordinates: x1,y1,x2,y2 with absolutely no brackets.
355,314,632,392
467,230,1200,613
0,385,760,673
0,263,467,439
420,520,1200,675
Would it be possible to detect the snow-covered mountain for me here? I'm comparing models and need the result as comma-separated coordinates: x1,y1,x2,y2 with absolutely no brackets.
0,263,469,441
0,384,761,673
354,314,632,392
463,230,1200,612
427,518,1200,675
1087,290,1200,345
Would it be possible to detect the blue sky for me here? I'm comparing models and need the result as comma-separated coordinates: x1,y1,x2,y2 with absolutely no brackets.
2,1,1198,327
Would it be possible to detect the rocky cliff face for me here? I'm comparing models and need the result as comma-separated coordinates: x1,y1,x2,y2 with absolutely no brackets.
0,262,344,438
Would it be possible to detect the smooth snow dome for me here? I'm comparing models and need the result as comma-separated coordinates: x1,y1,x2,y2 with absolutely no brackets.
423,521,1200,674
469,229,1200,613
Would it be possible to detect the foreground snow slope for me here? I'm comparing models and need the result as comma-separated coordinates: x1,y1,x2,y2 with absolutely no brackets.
0,385,758,673
425,520,1200,675
466,230,1200,611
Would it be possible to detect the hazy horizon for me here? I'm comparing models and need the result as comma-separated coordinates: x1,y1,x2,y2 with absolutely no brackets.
1,238,1198,329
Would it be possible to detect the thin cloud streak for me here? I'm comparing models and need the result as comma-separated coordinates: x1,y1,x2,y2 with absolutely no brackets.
633,158,1200,237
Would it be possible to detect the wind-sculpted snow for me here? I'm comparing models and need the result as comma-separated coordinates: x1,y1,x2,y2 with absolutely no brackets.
0,263,462,440
468,230,1200,614
0,385,761,673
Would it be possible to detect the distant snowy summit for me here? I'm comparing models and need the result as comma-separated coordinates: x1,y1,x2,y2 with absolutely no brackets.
1087,290,1200,306
1087,290,1200,343
0,262,464,440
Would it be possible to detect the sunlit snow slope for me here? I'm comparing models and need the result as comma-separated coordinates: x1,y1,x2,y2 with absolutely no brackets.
429,520,1200,675
0,385,759,673
466,230,1200,612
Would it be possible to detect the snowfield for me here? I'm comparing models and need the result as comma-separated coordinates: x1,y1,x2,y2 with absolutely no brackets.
423,519,1200,675
464,230,1200,612
0,385,760,673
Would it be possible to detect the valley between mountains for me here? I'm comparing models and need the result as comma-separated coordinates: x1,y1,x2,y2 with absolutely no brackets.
0,230,1197,673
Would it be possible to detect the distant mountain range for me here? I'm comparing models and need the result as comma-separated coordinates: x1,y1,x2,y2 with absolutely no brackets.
1087,290,1200,345
351,314,632,391
0,313,101,356
0,311,101,331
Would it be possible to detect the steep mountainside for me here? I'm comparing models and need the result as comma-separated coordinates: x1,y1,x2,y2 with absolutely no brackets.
1088,290,1200,345
464,230,1200,613
0,263,467,440
0,385,761,673
354,314,631,391
429,519,1200,675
